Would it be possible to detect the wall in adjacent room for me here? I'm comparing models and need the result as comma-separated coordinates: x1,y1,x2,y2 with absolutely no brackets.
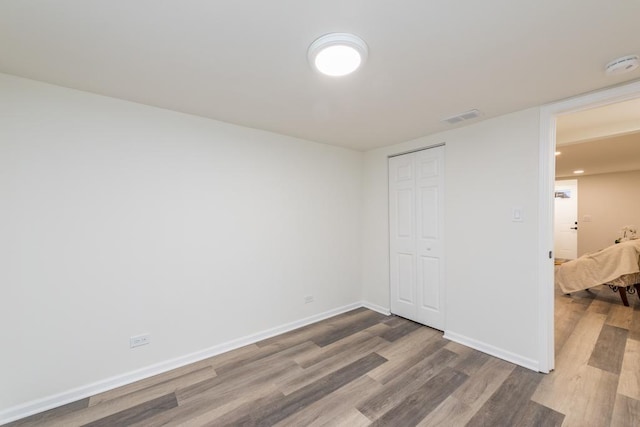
0,73,363,414
569,170,640,255
361,108,542,367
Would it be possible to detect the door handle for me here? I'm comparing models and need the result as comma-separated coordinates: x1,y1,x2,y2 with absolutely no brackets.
570,227,578,230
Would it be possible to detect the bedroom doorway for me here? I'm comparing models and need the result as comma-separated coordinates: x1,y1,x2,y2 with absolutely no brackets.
539,80,640,373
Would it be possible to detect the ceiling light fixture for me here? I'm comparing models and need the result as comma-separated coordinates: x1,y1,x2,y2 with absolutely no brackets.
573,169,585,174
555,151,561,156
308,33,368,77
605,54,639,75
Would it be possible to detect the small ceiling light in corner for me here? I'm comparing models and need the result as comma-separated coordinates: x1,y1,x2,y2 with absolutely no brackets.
308,33,368,77
605,54,639,76
555,151,562,156
573,169,585,174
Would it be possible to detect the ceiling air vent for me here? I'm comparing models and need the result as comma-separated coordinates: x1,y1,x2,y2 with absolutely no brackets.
441,109,481,125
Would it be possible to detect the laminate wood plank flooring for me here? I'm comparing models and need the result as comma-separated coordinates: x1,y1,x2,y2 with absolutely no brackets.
369,367,468,427
611,393,640,426
377,319,422,342
588,324,628,374
466,366,545,427
9,283,640,426
274,376,381,427
606,304,634,330
310,309,388,347
7,398,90,427
416,356,515,426
357,349,458,420
617,338,640,401
215,353,388,427
554,295,588,353
629,308,640,341
367,333,448,385
566,365,619,427
81,394,178,427
294,328,384,369
276,336,388,396
449,356,515,410
88,360,216,406
445,346,492,376
517,401,565,427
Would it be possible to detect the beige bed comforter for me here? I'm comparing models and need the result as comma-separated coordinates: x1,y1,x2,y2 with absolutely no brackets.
555,239,640,294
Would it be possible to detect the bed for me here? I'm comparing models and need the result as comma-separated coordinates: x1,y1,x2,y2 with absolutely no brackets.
555,239,640,306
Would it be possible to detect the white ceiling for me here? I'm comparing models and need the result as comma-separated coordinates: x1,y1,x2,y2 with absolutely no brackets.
557,98,640,145
555,132,640,178
1,1,639,151
555,97,640,178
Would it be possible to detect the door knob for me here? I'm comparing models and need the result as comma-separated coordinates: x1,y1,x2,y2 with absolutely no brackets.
570,227,578,230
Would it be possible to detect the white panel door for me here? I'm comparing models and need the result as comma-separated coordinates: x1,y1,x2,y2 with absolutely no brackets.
415,148,445,328
554,179,578,260
389,154,417,318
389,146,445,330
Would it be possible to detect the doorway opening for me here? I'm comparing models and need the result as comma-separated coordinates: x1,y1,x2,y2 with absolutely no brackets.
539,80,640,373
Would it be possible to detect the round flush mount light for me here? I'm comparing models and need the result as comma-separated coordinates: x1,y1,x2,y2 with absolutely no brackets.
308,33,368,77
605,54,639,76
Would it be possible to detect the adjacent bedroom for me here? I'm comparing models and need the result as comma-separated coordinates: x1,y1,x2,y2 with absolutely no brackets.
546,97,640,419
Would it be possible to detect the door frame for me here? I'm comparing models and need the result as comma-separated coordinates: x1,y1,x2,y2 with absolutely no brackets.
538,79,640,373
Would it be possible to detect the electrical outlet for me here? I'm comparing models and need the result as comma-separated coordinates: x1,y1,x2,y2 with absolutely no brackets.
130,334,150,348
304,295,314,304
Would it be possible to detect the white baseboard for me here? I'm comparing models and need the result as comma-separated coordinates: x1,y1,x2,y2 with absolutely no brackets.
360,300,391,315
8,302,547,425
0,301,373,425
443,330,540,372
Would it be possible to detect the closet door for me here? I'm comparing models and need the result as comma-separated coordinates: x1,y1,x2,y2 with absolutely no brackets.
389,146,445,330
389,153,417,320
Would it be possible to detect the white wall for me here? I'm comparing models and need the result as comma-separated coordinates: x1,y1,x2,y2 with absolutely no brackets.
362,108,542,366
1,71,548,419
0,74,363,413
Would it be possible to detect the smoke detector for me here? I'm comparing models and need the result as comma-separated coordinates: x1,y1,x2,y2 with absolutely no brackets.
605,55,639,76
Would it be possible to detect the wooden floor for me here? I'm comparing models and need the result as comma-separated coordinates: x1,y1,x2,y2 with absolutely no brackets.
9,286,640,426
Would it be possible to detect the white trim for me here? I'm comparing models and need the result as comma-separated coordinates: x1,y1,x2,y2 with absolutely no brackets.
444,330,539,372
537,78,640,374
361,300,391,315
387,142,446,159
537,104,556,373
0,301,375,425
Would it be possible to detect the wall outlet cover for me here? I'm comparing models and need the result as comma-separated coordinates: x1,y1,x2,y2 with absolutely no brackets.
130,334,150,348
